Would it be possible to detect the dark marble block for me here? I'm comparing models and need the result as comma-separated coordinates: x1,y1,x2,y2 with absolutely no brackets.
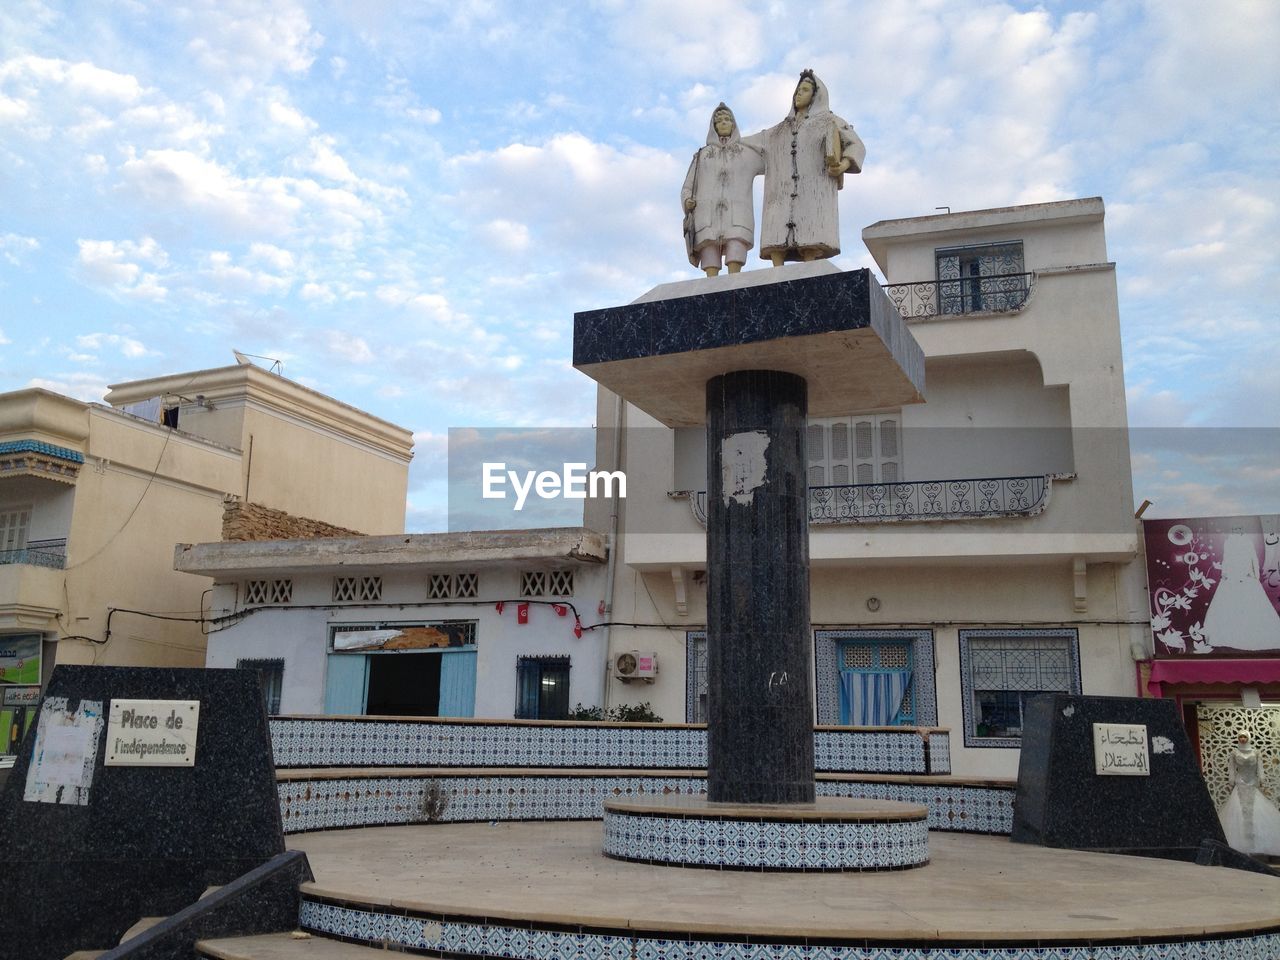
705,370,815,804
0,666,285,960
572,266,924,427
1012,694,1225,859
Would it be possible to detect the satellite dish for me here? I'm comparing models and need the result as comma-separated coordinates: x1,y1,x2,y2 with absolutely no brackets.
231,349,283,374
232,349,252,365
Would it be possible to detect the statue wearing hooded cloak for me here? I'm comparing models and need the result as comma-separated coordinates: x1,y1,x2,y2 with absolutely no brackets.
681,103,764,274
745,70,865,264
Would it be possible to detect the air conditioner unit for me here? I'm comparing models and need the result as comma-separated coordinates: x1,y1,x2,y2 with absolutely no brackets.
614,650,658,682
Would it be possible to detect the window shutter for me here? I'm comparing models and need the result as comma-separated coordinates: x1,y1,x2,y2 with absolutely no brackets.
806,422,828,486
0,508,31,552
879,418,900,484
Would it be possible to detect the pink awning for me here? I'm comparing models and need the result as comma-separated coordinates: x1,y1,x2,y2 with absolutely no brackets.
1147,658,1280,697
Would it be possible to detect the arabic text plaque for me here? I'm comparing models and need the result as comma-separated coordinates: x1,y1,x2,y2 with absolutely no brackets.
1092,722,1149,776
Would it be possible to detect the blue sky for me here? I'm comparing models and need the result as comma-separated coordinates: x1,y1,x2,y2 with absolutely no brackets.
1,0,1276,530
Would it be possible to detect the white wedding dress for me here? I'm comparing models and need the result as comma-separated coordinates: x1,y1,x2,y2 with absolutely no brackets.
1218,745,1280,856
1203,534,1280,651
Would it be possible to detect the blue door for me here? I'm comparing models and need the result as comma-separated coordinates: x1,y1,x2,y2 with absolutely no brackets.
438,649,477,717
324,653,369,715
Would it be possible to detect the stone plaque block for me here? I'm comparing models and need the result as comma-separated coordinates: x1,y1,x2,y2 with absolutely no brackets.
0,665,284,960
1012,694,1224,859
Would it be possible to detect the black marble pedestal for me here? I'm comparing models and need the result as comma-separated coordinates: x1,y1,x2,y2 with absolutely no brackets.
0,665,287,960
1012,693,1226,860
706,370,814,804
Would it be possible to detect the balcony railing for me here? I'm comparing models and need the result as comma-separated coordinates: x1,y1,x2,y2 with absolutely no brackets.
0,538,68,569
678,476,1060,527
882,273,1034,319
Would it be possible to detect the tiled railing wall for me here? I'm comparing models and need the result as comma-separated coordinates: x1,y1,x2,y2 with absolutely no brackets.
277,771,1013,836
270,717,950,774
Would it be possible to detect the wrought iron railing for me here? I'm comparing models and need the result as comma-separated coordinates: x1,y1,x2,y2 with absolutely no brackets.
680,476,1057,527
0,538,68,569
882,273,1034,318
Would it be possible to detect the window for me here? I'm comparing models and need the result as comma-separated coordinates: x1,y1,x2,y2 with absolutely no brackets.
959,629,1080,748
519,569,574,598
334,576,382,602
838,639,914,725
0,507,31,554
807,414,901,487
244,579,292,605
427,572,479,599
237,657,284,715
935,241,1027,314
686,632,708,723
515,655,570,720
814,629,937,727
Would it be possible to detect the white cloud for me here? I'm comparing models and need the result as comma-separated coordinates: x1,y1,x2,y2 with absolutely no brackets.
268,98,314,132
183,0,323,79
0,232,39,265
478,219,530,253
325,330,375,364
0,328,10,345
75,237,169,301
0,55,143,102
27,373,111,402
73,331,156,358
608,0,766,75
200,249,293,296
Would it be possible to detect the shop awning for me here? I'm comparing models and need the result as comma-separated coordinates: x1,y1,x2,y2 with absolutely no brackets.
1147,658,1280,697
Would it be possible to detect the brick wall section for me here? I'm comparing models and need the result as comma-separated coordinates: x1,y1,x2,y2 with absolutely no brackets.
222,496,365,541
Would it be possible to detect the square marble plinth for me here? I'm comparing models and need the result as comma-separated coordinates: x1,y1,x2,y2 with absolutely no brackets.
573,263,925,427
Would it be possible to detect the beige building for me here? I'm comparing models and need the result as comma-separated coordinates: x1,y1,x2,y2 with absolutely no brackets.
0,364,412,753
588,197,1147,778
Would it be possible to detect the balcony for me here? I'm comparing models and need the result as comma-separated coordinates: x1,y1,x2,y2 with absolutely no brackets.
677,476,1064,528
882,273,1034,319
0,539,67,570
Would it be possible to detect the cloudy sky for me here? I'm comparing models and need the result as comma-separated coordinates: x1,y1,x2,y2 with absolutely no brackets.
1,0,1276,530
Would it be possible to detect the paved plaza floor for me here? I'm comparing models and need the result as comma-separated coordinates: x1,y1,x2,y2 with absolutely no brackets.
286,821,1280,943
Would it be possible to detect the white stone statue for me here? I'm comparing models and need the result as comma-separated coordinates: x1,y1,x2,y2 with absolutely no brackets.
745,69,866,266
681,103,764,277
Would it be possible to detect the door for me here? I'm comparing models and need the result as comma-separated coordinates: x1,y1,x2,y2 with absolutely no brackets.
438,649,477,718
324,653,369,715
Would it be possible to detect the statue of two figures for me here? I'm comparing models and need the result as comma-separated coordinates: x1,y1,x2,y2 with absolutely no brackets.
682,70,866,277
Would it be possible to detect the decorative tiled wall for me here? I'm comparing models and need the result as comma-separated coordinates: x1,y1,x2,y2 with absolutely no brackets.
300,897,1280,960
602,807,930,871
270,717,948,774
277,772,1013,835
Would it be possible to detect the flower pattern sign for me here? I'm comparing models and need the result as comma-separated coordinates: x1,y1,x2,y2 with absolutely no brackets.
1144,515,1280,656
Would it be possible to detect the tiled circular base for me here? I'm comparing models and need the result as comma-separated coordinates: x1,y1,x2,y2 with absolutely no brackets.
601,795,929,870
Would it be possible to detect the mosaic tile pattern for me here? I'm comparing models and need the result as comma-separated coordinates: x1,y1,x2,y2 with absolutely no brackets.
601,808,929,870
815,781,1013,835
300,898,1280,959
927,731,951,774
270,718,944,773
815,629,938,726
277,772,1015,836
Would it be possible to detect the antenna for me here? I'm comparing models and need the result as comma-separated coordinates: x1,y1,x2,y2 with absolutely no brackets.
231,349,284,375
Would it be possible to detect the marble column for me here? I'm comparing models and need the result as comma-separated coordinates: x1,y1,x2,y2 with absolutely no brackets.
705,369,815,804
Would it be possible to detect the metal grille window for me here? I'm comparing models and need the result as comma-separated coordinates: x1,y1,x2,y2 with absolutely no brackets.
838,639,914,725
686,632,708,723
334,576,382,602
515,655,570,720
959,629,1080,747
519,569,574,598
936,241,1026,314
427,572,479,599
244,579,292,605
237,657,284,715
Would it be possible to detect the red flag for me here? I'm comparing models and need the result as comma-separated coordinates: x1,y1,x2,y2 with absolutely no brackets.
517,602,529,624
552,604,568,617
495,601,505,615
573,617,583,639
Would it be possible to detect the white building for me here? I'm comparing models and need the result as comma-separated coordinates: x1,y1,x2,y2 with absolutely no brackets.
176,528,611,719
587,197,1146,778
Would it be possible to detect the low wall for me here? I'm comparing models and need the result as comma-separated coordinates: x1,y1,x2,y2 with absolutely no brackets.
276,769,1014,836
270,717,951,775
